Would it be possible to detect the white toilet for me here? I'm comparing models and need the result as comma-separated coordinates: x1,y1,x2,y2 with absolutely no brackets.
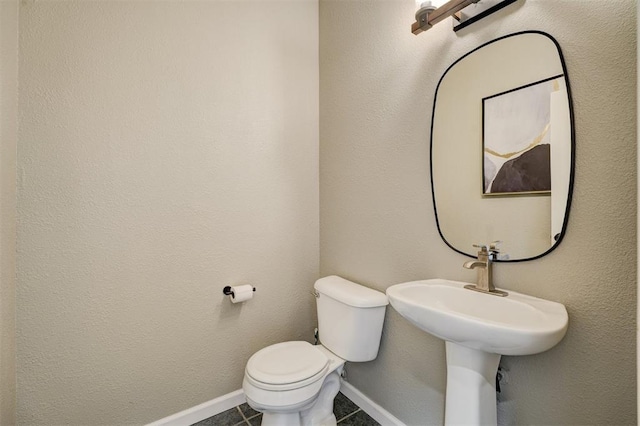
242,275,388,426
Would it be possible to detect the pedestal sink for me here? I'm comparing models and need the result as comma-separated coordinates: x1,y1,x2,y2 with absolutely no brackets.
386,279,568,425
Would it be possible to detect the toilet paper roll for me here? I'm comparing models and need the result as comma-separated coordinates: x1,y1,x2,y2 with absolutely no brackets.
230,285,254,303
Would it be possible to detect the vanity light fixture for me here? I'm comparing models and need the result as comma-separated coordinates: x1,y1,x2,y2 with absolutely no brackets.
412,0,519,35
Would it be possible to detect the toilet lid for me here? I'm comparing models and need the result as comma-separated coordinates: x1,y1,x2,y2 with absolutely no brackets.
246,341,329,386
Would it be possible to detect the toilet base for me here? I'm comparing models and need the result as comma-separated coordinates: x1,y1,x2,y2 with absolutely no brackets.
254,370,342,426
261,412,338,426
261,412,304,426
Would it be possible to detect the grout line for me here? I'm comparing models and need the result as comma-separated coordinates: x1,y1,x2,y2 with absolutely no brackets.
336,408,362,424
235,406,250,425
246,413,262,422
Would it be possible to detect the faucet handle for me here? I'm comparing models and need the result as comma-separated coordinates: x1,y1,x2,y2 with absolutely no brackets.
489,240,502,253
472,242,501,256
472,244,489,254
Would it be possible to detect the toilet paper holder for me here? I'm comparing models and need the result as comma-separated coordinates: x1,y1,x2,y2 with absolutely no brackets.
223,285,256,298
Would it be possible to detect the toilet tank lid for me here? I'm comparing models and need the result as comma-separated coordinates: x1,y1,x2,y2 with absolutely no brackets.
314,276,388,308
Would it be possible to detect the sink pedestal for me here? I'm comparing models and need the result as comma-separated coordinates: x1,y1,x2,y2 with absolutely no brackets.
444,341,501,426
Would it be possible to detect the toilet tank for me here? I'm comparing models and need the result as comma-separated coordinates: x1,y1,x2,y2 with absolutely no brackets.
314,276,388,362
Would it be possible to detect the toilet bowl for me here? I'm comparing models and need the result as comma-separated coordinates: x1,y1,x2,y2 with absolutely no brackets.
243,342,345,426
242,276,388,426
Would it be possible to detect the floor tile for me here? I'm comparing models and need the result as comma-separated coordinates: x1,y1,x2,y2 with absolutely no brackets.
337,409,381,426
191,407,245,426
191,391,374,426
239,402,260,419
247,413,263,426
334,391,360,421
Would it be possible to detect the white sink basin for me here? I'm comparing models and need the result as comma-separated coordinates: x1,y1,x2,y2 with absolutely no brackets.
386,278,568,355
387,278,569,425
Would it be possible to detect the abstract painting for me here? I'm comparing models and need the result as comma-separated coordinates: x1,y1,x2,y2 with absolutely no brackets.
482,75,563,196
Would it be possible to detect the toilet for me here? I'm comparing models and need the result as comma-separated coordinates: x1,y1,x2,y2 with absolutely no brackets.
242,275,388,426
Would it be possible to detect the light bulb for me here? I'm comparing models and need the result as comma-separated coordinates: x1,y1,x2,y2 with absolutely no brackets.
415,0,446,11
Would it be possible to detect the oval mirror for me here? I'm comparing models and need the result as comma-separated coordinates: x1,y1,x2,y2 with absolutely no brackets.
431,31,574,261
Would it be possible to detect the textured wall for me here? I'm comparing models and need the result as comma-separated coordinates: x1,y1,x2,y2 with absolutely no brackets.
320,0,636,425
0,0,18,424
17,1,318,424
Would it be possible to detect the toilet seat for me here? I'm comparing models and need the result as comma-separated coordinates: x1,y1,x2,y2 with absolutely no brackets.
245,341,329,391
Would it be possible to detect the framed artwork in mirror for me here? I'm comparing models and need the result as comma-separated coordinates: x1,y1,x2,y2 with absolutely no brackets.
482,75,563,196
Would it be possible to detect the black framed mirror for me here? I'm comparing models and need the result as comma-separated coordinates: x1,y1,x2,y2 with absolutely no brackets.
430,31,575,261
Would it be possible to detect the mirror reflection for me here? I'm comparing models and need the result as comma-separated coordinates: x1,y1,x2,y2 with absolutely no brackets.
431,31,574,261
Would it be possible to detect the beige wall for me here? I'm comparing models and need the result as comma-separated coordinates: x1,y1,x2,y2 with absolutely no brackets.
0,0,18,424
17,1,318,424
320,0,636,425
10,0,638,424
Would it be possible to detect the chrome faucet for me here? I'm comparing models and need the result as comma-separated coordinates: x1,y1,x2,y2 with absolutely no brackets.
463,242,508,297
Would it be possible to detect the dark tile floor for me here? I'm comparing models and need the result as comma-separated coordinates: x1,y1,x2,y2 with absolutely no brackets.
191,392,380,426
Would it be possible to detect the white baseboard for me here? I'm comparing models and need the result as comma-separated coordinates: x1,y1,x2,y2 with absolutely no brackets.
146,381,405,426
339,380,405,426
146,389,246,426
